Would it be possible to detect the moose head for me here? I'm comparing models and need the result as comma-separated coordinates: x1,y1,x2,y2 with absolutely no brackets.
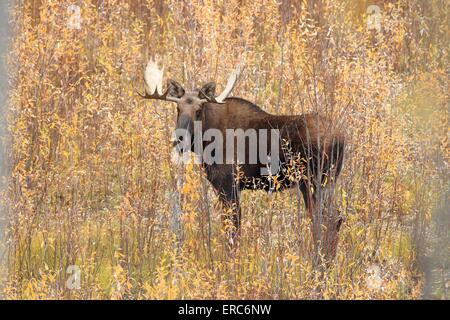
137,59,240,152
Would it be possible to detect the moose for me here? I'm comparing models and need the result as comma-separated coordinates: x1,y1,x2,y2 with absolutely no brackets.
138,60,345,264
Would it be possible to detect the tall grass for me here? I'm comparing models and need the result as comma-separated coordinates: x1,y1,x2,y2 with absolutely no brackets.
2,0,448,299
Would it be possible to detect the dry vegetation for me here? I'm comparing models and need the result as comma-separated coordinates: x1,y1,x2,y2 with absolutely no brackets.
1,0,448,299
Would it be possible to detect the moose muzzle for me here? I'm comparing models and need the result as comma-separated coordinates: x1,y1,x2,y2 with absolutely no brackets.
174,114,194,153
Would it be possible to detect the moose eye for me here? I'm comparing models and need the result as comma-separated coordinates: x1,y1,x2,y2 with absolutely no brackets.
195,109,202,119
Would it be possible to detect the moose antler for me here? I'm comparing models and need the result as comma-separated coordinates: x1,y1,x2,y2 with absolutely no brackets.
137,59,181,103
199,63,241,104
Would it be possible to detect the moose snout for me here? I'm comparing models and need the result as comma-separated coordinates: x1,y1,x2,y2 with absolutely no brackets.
176,114,193,133
173,114,193,153
172,133,188,153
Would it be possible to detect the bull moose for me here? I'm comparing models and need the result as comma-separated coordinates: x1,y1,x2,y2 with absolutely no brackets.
138,60,345,263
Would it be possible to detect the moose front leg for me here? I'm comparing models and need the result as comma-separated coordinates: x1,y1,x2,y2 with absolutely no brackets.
218,187,241,245
206,165,241,248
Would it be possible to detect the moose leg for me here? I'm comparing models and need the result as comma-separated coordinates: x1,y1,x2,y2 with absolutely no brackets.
300,182,322,266
218,188,241,247
206,165,241,247
299,182,317,220
320,185,344,264
300,181,343,267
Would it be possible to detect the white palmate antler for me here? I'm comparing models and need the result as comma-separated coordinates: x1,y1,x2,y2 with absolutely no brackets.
199,63,242,103
215,63,241,103
137,59,181,102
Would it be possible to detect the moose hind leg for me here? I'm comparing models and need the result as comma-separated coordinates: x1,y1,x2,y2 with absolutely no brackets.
299,182,317,220
299,181,323,265
320,185,344,264
300,181,342,267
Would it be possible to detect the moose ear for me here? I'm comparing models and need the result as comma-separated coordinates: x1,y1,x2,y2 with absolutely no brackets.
199,82,216,99
167,79,185,98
